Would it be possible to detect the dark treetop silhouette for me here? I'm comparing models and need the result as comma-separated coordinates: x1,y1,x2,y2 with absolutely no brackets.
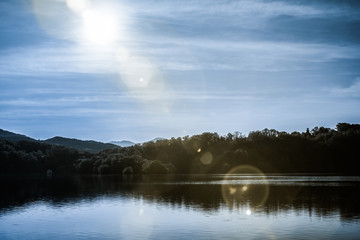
1,123,359,175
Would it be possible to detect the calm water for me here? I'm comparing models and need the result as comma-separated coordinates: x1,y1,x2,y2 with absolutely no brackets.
1,174,360,239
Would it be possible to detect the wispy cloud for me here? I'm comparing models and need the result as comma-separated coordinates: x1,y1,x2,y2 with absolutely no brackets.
129,0,350,20
331,77,360,97
1,0,359,141
138,39,360,72
1,0,359,77
0,44,119,76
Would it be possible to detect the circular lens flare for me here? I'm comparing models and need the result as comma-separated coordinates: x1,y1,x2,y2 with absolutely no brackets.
200,152,213,165
221,165,269,210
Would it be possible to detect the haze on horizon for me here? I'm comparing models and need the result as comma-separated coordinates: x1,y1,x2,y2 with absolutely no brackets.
0,0,360,142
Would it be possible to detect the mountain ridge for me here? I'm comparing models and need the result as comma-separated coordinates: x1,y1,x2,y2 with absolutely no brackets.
1,129,171,153
0,129,36,142
109,140,136,147
0,129,119,153
44,136,119,153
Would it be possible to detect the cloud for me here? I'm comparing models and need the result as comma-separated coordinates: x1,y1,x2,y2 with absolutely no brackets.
1,38,359,76
137,39,360,72
0,44,120,76
129,0,345,20
2,0,359,77
331,77,360,97
1,0,360,142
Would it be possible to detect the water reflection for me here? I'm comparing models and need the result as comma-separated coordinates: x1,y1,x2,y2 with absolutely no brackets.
1,175,360,223
222,165,269,211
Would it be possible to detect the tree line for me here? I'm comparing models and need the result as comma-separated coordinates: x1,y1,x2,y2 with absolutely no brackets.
1,123,359,175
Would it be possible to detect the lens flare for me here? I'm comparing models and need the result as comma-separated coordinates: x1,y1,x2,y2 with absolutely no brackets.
200,152,213,165
31,0,174,115
117,55,161,90
229,186,237,195
221,165,269,210
116,47,130,62
115,53,174,113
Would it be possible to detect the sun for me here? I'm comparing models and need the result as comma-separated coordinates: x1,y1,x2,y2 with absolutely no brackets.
81,9,118,44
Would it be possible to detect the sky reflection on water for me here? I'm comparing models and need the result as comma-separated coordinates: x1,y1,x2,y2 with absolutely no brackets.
0,175,360,239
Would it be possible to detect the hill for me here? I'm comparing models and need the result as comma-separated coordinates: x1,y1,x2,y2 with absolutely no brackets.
0,129,119,153
2,123,360,175
110,140,136,147
0,129,36,142
44,136,119,153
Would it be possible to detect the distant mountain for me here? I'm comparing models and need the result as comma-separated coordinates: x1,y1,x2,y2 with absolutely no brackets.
151,137,167,142
0,128,160,153
0,129,36,142
110,140,136,147
44,136,119,153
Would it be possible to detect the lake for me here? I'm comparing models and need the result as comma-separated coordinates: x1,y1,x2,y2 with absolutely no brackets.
1,174,360,239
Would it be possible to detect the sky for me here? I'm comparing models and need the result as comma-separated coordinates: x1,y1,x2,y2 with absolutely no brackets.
1,0,360,142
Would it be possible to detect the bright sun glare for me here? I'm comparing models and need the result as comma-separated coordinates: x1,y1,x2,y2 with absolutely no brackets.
82,9,118,44
32,0,172,112
65,0,119,44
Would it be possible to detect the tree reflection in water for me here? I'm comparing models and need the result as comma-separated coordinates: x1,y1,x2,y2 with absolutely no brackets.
1,174,360,223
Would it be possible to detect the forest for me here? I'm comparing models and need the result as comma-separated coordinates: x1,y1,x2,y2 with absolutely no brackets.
1,123,359,175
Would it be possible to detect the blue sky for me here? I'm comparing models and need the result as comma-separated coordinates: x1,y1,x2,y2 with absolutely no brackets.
1,0,360,142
